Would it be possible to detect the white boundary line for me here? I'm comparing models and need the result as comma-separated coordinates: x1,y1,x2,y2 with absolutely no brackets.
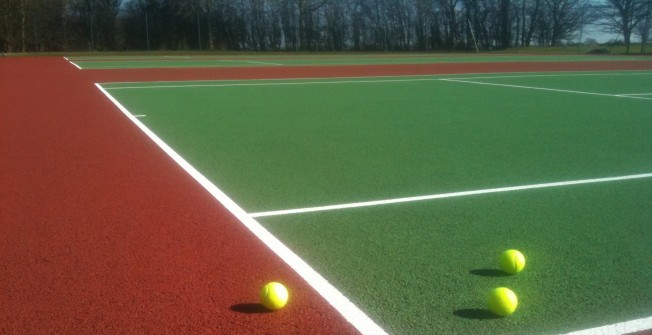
445,71,652,81
102,77,443,90
559,316,652,335
217,59,283,66
94,84,388,335
64,57,82,70
96,70,652,86
101,72,652,101
249,173,652,218
441,78,652,100
242,60,284,66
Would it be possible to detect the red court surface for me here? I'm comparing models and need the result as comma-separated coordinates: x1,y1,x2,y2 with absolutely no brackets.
1,57,358,334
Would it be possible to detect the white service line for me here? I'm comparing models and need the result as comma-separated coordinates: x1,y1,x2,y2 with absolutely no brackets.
95,70,652,87
94,83,388,335
441,78,652,100
102,77,445,90
558,316,652,335
249,173,652,218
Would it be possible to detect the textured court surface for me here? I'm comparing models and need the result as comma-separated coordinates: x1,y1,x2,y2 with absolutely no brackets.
2,55,651,334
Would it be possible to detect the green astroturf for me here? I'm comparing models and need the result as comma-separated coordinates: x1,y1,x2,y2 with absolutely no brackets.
104,71,652,334
72,54,651,69
105,73,652,213
260,179,652,335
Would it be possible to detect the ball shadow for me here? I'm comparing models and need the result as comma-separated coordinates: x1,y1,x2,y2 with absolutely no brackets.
230,303,274,314
469,268,510,277
453,308,502,320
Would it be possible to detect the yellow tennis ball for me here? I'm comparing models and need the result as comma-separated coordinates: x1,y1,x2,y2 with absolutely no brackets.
487,287,518,316
260,282,289,310
500,249,525,275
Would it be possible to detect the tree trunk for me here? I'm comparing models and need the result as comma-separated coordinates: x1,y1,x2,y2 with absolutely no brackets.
20,0,26,52
207,8,213,50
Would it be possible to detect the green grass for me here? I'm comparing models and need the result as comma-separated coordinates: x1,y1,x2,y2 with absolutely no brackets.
103,71,652,334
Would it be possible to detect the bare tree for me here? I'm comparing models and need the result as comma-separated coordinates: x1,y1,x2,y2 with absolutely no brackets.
598,0,648,53
519,0,542,46
635,0,651,52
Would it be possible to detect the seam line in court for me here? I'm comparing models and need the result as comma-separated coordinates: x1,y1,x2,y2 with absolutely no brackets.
249,173,652,218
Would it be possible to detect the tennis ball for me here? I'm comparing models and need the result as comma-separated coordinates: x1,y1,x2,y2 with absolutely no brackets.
487,287,518,316
260,282,289,310
500,249,525,275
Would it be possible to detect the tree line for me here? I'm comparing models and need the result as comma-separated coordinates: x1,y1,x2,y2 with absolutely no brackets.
1,0,650,53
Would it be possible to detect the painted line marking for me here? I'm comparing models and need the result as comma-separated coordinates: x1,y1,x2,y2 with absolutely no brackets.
97,70,652,86
242,60,284,66
65,57,82,70
617,92,652,97
95,84,388,335
249,173,652,218
216,59,284,66
441,78,652,100
559,316,652,335
101,77,444,90
133,114,147,118
101,71,652,92
445,71,652,81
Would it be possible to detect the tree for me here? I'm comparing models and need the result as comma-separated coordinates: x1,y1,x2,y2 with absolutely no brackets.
635,0,651,52
598,0,649,53
0,0,631,52
541,0,585,45
518,0,542,46
440,0,462,48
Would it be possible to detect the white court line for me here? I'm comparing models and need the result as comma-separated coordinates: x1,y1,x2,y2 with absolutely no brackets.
95,70,652,86
102,71,652,91
441,78,652,100
445,71,652,81
102,77,446,90
102,78,439,90
64,57,82,70
249,173,652,218
216,59,284,66
95,84,388,335
241,60,284,66
617,92,652,97
559,316,652,335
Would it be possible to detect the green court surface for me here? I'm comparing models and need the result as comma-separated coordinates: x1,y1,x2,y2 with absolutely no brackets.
101,71,652,334
70,53,652,69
